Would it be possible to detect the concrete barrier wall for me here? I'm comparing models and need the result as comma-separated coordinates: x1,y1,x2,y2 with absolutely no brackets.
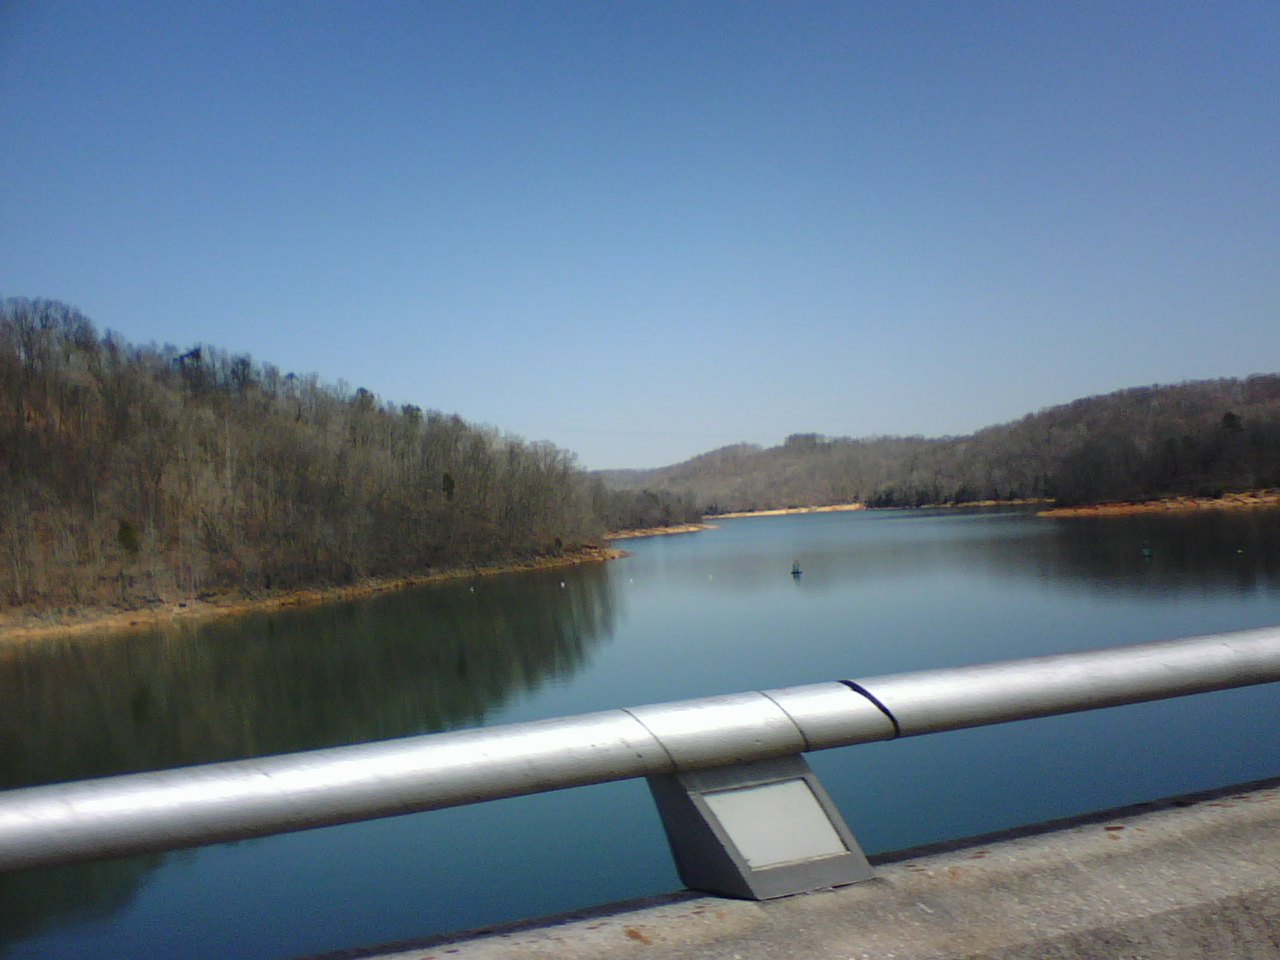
343,777,1280,960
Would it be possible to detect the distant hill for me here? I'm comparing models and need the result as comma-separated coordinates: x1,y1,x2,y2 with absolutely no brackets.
595,377,1280,513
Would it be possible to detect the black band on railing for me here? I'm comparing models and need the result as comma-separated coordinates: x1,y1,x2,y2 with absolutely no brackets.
841,679,902,738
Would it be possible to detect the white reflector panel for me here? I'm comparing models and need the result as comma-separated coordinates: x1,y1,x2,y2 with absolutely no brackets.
703,778,848,868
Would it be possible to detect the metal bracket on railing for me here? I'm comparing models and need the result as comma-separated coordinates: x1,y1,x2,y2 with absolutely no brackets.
622,686,888,898
648,755,874,899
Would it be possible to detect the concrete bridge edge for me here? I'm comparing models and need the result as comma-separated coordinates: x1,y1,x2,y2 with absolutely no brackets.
314,776,1280,960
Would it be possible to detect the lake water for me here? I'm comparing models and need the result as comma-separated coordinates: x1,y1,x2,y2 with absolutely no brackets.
4,507,1280,959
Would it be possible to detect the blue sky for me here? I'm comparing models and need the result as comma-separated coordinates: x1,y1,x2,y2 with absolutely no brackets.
3,1,1277,469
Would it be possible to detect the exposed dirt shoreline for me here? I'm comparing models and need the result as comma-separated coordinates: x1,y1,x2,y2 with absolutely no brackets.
707,503,867,519
604,522,717,540
1039,490,1280,518
919,497,1052,510
0,547,626,647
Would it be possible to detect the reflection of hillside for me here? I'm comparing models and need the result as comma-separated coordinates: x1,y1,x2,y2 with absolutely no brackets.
0,563,617,790
860,510,1280,597
701,511,1046,592
0,566,615,954
0,857,158,950
1025,511,1280,596
706,510,1280,598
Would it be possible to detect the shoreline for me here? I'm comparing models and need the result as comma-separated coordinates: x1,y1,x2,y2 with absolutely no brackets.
0,546,627,647
707,503,866,520
11,488,1280,643
1039,490,1280,518
917,497,1052,510
604,522,716,540
703,500,1054,520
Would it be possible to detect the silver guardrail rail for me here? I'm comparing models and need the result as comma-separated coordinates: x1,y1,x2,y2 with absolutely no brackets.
2,626,1279,872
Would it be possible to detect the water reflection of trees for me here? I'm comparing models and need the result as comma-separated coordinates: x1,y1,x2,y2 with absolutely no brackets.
712,510,1280,599
0,565,615,950
0,564,616,791
0,857,159,950
998,512,1280,597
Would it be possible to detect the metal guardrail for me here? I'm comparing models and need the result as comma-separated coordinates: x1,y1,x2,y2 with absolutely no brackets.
2,625,1279,872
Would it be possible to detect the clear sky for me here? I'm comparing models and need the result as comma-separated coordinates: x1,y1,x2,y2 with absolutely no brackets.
2,1,1277,469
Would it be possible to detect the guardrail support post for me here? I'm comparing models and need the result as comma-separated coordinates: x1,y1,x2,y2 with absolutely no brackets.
647,755,874,899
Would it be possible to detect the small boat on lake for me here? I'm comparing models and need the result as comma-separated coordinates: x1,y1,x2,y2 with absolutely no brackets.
791,561,802,577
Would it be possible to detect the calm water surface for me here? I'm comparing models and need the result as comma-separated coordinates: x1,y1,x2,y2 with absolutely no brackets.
4,508,1280,958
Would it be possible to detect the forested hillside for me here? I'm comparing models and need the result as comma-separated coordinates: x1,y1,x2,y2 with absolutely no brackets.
8,297,1279,614
0,298,697,611
600,378,1280,513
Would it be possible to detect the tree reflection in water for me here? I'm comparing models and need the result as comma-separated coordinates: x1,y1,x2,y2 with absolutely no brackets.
0,563,617,948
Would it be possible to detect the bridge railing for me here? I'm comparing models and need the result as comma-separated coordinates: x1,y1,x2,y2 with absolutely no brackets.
2,625,1279,876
